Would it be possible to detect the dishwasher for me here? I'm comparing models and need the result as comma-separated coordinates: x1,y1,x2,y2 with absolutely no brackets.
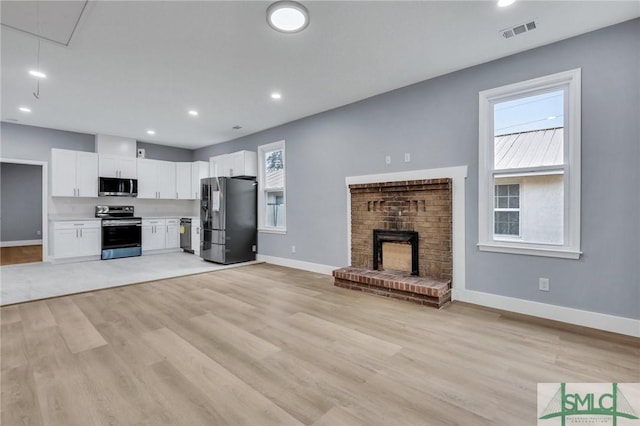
180,218,193,253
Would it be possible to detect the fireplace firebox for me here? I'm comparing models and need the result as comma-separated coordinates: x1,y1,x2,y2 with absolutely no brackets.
373,229,419,276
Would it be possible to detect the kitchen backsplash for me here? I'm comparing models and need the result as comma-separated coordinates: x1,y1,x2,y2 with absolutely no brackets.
49,197,199,218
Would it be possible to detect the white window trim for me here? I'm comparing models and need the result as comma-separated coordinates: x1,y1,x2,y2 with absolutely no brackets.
257,140,286,234
478,68,582,259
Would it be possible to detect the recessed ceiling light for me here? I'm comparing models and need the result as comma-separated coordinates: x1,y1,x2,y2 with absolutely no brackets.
188,110,199,116
18,106,31,113
267,1,309,33
146,130,156,135
271,92,282,100
497,0,516,7
28,70,47,79
232,125,243,130
547,116,557,120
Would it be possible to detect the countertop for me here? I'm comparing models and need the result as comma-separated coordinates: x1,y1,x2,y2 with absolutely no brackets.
141,216,185,220
49,216,102,222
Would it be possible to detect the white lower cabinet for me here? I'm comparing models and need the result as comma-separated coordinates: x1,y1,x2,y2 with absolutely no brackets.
165,219,180,249
191,217,201,255
142,218,180,252
52,221,101,259
142,219,166,252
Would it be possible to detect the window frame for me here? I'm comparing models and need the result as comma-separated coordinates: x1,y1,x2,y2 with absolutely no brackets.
478,69,582,259
257,140,286,234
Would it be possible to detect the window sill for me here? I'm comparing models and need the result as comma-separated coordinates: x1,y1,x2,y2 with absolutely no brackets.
478,242,582,259
259,228,287,235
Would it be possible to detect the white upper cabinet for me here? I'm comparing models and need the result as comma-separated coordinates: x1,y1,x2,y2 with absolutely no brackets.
176,162,192,200
157,161,176,199
137,158,158,199
137,159,176,199
51,149,98,197
209,150,257,178
98,154,137,178
191,161,209,199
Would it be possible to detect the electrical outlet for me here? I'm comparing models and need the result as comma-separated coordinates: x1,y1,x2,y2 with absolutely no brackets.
404,153,411,162
539,278,550,292
385,155,391,165
291,245,296,253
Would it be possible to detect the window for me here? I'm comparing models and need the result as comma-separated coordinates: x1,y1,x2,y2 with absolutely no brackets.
478,69,581,259
258,140,286,233
494,183,520,237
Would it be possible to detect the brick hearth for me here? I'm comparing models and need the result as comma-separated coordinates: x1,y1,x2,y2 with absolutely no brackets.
335,178,453,308
333,267,451,308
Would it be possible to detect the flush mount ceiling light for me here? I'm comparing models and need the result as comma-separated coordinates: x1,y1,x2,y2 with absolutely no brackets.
146,130,156,135
271,92,282,100
267,1,309,33
188,110,199,116
19,106,32,113
497,0,516,7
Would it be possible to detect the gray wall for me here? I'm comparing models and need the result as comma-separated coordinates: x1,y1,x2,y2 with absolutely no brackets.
0,123,194,162
194,19,640,320
1,163,42,242
1,123,95,161
137,141,193,162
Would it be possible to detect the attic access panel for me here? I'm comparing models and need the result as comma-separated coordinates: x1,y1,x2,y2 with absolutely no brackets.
1,0,88,46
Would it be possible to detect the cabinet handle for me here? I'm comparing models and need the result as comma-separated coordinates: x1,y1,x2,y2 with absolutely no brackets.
76,229,78,238
80,228,83,238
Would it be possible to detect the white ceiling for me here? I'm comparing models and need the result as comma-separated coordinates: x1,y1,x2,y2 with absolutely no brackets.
2,1,638,149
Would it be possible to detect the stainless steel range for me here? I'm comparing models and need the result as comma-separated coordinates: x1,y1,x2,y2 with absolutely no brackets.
96,205,142,260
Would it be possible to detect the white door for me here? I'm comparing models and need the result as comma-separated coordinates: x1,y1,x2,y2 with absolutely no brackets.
53,228,78,258
176,163,192,199
142,220,166,251
51,149,77,197
210,156,223,177
141,225,155,252
191,161,208,199
228,151,244,177
137,159,158,199
165,222,180,249
191,218,201,255
118,157,138,179
76,152,98,197
77,226,101,256
157,161,176,199
98,155,119,177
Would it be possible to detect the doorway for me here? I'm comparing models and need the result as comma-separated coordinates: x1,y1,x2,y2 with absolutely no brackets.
0,158,48,265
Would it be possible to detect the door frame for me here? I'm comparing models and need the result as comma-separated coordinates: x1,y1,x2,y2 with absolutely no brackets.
0,157,49,262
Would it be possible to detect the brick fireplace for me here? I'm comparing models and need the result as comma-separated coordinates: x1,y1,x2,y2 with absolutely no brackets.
333,178,453,308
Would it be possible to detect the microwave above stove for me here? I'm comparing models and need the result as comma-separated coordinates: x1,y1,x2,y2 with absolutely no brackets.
99,177,138,197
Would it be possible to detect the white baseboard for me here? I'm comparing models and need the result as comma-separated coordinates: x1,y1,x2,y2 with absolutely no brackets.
256,254,338,276
452,288,640,338
0,240,42,248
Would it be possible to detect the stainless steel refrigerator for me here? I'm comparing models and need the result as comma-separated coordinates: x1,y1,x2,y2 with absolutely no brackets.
200,177,257,264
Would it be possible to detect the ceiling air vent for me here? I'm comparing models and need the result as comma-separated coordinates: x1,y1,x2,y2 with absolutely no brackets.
501,20,537,39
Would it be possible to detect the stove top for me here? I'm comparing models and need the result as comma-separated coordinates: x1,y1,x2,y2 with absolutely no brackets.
95,205,135,218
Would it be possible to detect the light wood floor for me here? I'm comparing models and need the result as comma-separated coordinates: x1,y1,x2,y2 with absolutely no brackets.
1,264,638,425
0,245,42,266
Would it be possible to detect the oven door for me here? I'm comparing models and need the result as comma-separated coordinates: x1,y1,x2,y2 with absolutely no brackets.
102,220,142,249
